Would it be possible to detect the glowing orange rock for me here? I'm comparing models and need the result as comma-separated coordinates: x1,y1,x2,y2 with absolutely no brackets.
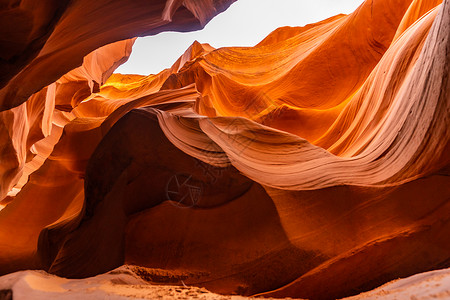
0,0,235,111
0,0,448,299
0,0,235,199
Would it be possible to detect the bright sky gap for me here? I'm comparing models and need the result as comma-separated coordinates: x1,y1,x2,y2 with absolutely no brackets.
116,0,365,75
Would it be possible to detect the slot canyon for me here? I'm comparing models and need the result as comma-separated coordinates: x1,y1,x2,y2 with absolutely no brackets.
0,0,449,299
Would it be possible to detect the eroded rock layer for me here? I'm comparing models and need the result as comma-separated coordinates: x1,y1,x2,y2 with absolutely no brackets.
0,265,449,299
0,0,449,299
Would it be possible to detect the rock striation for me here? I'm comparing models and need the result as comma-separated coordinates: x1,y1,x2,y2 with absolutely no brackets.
0,0,448,299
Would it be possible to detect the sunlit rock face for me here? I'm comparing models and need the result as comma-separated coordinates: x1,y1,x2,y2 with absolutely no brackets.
0,0,235,200
0,0,449,299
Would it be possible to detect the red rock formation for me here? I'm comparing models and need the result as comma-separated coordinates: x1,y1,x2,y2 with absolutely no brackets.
0,0,235,200
0,0,449,299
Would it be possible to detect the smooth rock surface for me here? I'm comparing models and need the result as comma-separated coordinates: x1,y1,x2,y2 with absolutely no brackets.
0,0,448,299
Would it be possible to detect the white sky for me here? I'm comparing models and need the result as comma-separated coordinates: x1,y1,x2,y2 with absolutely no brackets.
116,0,365,75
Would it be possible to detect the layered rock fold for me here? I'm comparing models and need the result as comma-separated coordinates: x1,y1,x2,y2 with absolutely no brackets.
0,0,448,299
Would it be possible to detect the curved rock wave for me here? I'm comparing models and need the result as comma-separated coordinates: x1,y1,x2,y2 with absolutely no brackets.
0,0,449,299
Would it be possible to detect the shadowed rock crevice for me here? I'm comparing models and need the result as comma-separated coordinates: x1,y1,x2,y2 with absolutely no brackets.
0,0,449,299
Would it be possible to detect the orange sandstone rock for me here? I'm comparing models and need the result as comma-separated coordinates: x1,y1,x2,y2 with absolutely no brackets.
0,0,448,299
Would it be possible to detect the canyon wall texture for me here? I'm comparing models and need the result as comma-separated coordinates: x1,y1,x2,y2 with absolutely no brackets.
0,0,449,299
